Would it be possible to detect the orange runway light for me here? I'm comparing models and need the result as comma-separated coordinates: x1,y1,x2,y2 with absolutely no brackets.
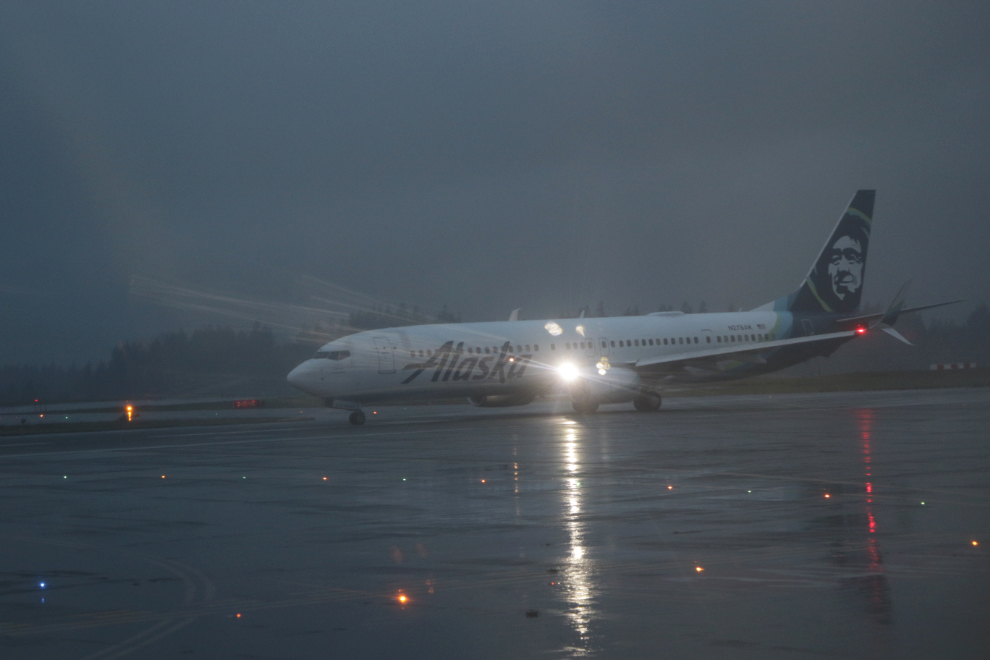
667,485,672,490
695,566,704,573
161,475,166,479
236,613,241,618
973,540,979,547
398,594,408,604
481,479,486,483
323,477,328,481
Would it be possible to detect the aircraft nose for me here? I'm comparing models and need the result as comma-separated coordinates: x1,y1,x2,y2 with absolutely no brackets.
287,362,311,391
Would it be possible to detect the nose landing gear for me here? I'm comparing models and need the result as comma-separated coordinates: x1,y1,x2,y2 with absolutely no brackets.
348,411,366,426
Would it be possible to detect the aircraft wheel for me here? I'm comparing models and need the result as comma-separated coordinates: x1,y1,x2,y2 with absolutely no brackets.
572,400,599,414
349,411,366,426
633,394,662,412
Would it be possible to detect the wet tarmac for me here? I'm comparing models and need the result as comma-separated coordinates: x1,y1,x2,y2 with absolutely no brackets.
1,389,988,659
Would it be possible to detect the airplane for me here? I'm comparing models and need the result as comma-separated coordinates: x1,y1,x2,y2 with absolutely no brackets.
287,190,959,425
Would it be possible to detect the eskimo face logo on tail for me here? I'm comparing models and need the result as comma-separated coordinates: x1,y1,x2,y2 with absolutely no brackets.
827,234,865,301
806,209,871,313
401,341,532,385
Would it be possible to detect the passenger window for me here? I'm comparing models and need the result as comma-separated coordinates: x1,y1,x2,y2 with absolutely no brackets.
648,339,654,346
525,345,530,352
601,341,606,349
717,336,721,343
706,337,711,343
618,341,623,347
634,340,639,346
610,340,615,347
516,345,522,353
484,347,490,354
550,344,555,351
534,345,539,351
678,337,683,344
467,347,473,354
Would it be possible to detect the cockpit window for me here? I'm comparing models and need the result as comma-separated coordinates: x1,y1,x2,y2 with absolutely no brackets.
314,349,351,360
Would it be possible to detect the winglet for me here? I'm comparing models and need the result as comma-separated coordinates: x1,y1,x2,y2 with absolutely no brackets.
882,327,913,345
876,280,911,328
508,309,520,322
872,281,913,345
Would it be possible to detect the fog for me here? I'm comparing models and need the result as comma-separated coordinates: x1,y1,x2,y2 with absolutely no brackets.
2,1,987,364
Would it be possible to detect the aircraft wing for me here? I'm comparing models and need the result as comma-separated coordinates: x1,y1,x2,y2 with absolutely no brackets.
632,330,858,372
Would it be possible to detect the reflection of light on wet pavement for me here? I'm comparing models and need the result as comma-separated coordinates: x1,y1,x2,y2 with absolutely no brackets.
856,408,890,628
560,427,596,652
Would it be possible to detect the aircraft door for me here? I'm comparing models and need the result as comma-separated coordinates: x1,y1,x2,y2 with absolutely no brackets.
372,336,395,374
597,337,611,357
585,338,600,357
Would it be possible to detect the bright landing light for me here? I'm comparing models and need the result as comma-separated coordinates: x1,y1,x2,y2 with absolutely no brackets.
557,362,579,382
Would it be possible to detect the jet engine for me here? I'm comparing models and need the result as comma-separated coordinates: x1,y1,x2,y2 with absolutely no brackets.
467,394,536,407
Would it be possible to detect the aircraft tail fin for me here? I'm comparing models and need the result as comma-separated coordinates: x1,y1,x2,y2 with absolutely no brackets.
756,190,875,314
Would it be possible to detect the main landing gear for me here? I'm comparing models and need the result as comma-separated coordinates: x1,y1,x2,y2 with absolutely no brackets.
348,411,366,426
633,393,662,412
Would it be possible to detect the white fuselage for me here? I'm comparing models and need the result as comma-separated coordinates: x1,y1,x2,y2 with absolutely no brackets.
286,311,792,404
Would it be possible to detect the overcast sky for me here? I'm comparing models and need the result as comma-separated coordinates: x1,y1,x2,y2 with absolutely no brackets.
1,1,987,363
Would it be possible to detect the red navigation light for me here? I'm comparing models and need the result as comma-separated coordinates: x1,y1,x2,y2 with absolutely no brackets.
856,326,866,335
